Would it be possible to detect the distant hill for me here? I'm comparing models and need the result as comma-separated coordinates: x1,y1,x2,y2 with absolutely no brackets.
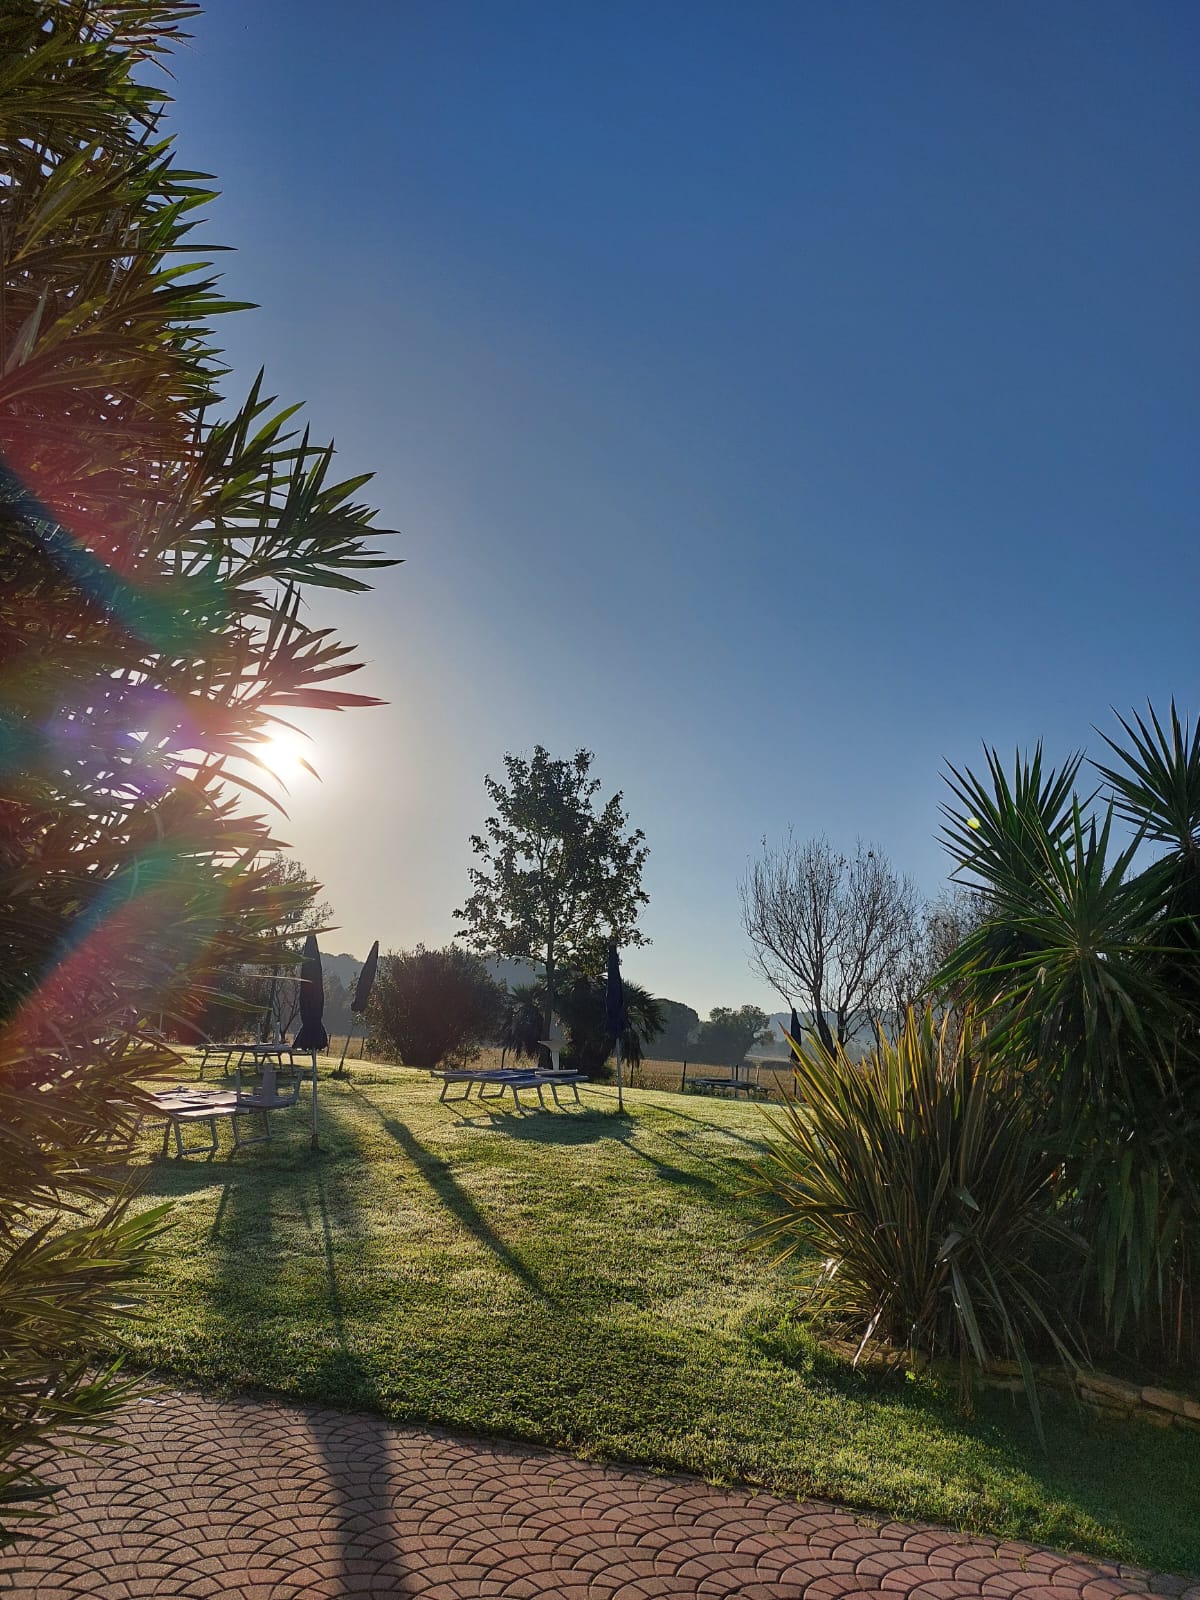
483,956,540,991
322,951,366,989
317,951,538,992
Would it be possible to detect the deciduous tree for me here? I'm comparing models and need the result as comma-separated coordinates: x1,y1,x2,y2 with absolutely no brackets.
455,747,649,1038
185,852,334,1042
650,998,701,1061
740,834,923,1051
692,1005,773,1064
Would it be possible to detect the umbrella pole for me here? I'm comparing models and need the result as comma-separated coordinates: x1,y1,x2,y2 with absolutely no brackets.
615,1039,624,1114
336,1018,354,1077
310,1051,319,1151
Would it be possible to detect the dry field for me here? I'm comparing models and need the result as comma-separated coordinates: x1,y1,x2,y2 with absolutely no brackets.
434,1045,798,1101
286,1039,798,1101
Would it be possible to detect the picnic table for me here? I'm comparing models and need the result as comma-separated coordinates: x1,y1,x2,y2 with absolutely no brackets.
683,1062,766,1099
197,1040,309,1077
147,1050,314,1157
432,1066,586,1111
146,1085,258,1158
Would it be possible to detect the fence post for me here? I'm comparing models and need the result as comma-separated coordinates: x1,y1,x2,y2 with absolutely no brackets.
681,1059,687,1092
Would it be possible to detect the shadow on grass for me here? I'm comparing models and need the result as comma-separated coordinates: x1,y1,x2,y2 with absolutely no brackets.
455,1101,737,1205
463,1099,763,1211
184,1107,414,1589
649,1098,771,1153
348,1088,555,1303
296,1169,348,1340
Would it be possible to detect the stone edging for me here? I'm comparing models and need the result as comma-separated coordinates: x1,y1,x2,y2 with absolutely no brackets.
827,1340,1200,1432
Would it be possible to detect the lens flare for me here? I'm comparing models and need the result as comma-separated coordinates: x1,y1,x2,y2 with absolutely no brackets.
258,726,316,786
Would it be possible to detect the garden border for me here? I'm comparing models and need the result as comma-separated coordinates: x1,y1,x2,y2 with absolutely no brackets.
827,1341,1200,1433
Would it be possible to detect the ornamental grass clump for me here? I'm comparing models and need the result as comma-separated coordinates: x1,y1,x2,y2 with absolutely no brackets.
751,1008,1083,1436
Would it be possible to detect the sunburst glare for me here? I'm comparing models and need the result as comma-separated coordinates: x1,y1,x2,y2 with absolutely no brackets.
258,725,316,786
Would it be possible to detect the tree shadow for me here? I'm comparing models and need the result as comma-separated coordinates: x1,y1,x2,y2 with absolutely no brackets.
191,1111,416,1589
649,1098,771,1153
347,1089,555,1304
454,1100,736,1205
303,1406,417,1592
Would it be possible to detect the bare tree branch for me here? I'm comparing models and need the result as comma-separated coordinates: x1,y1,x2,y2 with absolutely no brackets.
740,833,925,1051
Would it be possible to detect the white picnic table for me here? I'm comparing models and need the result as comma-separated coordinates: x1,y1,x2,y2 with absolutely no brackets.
147,1049,318,1157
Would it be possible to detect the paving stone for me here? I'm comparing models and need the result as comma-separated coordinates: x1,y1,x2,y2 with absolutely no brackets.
3,1388,1193,1600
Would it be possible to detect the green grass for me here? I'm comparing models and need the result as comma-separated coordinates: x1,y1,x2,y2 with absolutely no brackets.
112,1063,1199,1574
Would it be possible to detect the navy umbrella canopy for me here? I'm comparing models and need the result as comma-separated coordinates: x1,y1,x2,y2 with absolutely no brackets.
352,940,380,1014
336,938,380,1074
788,1006,803,1059
294,933,328,1051
605,943,628,1039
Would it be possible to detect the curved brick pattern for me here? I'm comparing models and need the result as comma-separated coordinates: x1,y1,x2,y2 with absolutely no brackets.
5,1391,1196,1599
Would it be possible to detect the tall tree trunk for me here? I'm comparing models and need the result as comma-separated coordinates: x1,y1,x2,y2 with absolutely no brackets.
542,943,556,1070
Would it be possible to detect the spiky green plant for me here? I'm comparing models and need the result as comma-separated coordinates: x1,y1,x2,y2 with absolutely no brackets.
751,1008,1082,1436
936,706,1200,1366
0,3,393,1539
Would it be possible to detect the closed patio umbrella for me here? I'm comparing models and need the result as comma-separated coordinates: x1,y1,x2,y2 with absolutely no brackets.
352,938,380,1061
788,1005,803,1061
352,940,379,1015
337,939,379,1074
293,933,326,1150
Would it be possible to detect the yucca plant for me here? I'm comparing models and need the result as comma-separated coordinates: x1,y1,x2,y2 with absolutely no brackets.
0,3,393,1540
751,1008,1082,1436
936,707,1200,1367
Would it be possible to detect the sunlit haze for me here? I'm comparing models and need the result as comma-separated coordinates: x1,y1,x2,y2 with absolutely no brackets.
166,3,1197,1015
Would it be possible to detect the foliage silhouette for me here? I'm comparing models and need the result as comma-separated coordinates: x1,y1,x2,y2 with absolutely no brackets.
0,3,392,1537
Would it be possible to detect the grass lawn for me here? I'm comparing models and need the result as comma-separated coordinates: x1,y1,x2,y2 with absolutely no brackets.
112,1062,1200,1574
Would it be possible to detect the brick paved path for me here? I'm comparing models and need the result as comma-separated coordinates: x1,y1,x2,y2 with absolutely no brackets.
6,1390,1196,1600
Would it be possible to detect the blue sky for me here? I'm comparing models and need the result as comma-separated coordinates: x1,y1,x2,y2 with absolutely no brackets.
165,2,1198,1015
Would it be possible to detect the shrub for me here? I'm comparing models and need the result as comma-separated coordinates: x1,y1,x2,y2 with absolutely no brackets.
496,968,664,1080
751,1009,1083,1434
938,707,1200,1367
369,947,505,1071
0,3,390,1539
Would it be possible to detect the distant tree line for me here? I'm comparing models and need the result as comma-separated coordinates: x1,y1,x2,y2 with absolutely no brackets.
648,1001,774,1064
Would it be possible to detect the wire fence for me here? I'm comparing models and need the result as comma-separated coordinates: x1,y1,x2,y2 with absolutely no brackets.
321,1041,799,1100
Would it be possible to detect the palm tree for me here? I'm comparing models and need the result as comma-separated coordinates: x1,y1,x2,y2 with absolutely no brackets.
497,984,546,1067
492,971,663,1078
555,969,665,1080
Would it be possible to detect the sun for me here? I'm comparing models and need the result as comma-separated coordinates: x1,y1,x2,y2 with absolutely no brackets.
258,725,316,786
